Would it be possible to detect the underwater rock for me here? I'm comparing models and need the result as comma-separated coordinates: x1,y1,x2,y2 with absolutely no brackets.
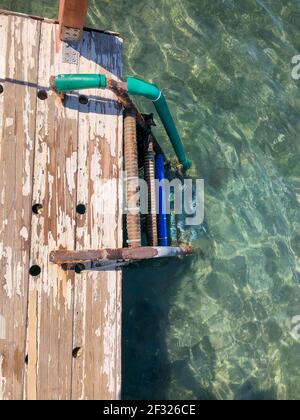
263,320,282,343
234,378,277,400
291,235,300,257
203,272,234,301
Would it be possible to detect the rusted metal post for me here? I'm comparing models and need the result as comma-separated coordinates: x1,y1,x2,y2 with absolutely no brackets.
124,108,141,248
50,246,193,265
58,0,89,42
144,138,158,246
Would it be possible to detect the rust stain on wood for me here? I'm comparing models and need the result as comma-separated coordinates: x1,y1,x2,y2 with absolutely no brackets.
0,11,123,400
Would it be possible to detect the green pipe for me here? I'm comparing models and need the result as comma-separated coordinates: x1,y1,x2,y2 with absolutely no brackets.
54,74,191,170
55,74,107,92
127,76,160,100
127,77,191,171
154,95,191,170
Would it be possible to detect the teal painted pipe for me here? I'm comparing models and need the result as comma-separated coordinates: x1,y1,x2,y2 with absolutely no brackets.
127,77,191,171
55,74,107,92
127,76,160,100
153,94,191,171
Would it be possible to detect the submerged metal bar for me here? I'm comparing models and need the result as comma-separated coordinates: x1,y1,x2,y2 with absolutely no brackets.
50,246,193,265
144,138,158,246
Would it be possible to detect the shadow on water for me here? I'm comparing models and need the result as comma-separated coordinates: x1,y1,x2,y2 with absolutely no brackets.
122,254,218,400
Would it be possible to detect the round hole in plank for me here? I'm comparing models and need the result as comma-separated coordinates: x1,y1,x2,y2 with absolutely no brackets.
79,95,88,105
76,204,86,215
29,265,41,277
32,203,43,215
0,84,3,94
72,347,82,359
75,264,85,274
37,90,48,100
24,355,28,365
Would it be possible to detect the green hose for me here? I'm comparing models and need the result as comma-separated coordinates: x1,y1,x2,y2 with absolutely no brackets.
55,74,107,92
154,94,191,171
127,76,160,100
127,77,191,171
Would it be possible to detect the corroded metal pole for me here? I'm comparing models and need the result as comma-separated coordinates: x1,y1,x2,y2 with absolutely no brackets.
58,0,89,42
50,246,193,265
144,138,158,246
124,108,141,248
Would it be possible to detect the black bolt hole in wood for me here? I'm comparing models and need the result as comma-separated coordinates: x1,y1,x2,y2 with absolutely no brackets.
76,204,86,215
32,203,43,215
72,347,82,359
79,95,88,105
37,89,48,100
0,84,3,94
75,264,85,274
29,265,41,277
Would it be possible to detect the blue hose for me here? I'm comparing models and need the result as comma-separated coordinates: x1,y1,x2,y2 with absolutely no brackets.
155,154,169,246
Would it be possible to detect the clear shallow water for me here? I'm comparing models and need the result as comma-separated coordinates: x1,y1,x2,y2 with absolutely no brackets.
2,0,300,400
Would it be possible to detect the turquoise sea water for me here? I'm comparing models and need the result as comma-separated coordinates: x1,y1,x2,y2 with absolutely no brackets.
2,0,300,400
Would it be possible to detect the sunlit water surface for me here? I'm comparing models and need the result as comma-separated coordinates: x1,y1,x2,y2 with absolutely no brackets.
2,0,300,400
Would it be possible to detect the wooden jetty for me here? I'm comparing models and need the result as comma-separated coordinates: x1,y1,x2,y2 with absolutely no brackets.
0,8,123,400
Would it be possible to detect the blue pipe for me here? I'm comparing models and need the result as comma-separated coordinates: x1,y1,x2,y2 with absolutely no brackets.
156,154,169,246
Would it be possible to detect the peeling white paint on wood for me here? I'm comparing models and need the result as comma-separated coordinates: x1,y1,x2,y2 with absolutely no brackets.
20,226,28,241
0,11,123,401
71,28,123,400
22,149,32,197
0,315,6,340
3,246,13,299
5,117,13,127
0,355,6,400
0,13,41,400
66,151,77,194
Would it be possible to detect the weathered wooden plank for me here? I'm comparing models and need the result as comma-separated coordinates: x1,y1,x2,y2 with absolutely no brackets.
0,13,10,402
0,14,40,399
0,11,123,400
58,0,89,42
71,30,123,400
25,21,79,400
